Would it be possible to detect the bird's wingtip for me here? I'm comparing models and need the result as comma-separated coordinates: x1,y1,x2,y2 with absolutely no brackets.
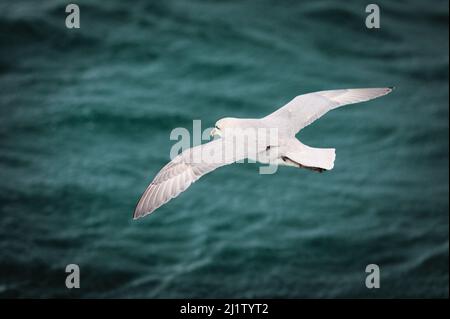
133,208,154,220
133,209,143,220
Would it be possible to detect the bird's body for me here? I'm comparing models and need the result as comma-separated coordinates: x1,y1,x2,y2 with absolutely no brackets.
134,88,393,219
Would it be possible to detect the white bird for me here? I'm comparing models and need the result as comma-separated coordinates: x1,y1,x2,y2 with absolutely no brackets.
134,88,393,219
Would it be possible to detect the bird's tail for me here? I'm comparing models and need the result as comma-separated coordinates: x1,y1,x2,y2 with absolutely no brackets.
281,139,336,171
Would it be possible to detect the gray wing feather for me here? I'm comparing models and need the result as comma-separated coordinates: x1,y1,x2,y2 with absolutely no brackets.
265,88,393,135
134,138,238,219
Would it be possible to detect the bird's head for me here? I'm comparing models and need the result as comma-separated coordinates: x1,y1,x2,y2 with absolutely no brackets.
210,117,238,138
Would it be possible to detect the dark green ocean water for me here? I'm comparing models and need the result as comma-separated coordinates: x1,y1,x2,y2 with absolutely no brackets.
0,0,448,298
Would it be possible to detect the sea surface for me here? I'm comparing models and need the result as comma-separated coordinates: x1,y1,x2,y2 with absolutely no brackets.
0,0,448,298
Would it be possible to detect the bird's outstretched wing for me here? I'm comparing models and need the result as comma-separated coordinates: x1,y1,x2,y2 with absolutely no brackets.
134,138,240,219
264,88,393,135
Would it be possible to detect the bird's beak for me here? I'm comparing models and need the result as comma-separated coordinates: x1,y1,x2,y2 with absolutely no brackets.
210,128,221,138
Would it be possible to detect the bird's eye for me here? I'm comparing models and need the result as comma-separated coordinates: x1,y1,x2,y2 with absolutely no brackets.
215,125,219,129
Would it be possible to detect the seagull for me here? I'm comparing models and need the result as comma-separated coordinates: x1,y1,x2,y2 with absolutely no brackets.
134,88,393,219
